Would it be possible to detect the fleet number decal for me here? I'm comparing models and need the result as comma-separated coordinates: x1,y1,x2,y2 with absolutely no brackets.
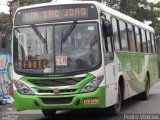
56,56,67,66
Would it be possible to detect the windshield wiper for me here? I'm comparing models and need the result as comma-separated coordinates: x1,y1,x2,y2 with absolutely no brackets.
31,24,48,54
45,30,48,54
62,20,77,43
60,20,77,53
31,24,47,44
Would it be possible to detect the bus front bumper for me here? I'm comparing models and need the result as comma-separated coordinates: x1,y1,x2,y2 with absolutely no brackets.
14,87,105,111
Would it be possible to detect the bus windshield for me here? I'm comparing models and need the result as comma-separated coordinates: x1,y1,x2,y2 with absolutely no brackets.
13,22,101,75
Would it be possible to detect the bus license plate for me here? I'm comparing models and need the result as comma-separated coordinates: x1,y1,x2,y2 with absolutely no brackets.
83,98,99,104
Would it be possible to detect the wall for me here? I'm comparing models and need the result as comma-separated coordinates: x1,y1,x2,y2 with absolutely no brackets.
0,52,12,97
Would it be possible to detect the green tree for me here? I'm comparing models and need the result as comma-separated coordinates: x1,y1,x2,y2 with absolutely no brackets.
0,12,12,51
143,2,160,36
0,12,12,34
97,0,160,37
96,0,148,22
112,0,148,22
95,0,120,10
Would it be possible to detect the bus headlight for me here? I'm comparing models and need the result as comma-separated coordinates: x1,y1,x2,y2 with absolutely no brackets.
14,80,34,95
81,75,104,93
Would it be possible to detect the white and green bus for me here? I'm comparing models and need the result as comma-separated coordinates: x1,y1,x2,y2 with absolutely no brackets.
12,1,158,116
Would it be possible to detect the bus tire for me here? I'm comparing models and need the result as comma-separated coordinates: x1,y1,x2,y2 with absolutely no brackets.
41,109,56,117
140,75,150,100
109,85,121,115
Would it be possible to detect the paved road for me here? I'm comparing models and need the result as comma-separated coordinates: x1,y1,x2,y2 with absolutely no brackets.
1,81,160,120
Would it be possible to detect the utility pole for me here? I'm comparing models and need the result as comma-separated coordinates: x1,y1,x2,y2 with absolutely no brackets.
9,0,20,22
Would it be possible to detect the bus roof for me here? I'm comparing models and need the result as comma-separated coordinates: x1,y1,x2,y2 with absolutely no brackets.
15,1,154,33
99,3,154,33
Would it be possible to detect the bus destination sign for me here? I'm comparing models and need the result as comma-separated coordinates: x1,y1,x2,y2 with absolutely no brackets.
14,4,98,25
23,8,88,23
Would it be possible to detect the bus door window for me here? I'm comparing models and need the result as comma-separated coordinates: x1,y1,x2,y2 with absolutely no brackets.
102,15,114,63
103,21,113,53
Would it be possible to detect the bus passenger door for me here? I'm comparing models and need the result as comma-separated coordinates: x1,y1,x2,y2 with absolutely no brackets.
101,15,117,107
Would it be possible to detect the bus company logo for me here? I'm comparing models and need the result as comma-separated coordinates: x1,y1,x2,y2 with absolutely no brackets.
53,88,60,95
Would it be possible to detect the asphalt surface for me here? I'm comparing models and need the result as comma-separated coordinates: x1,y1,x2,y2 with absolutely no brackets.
1,81,160,120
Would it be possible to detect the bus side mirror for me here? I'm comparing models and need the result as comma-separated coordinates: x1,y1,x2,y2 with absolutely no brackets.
103,20,113,37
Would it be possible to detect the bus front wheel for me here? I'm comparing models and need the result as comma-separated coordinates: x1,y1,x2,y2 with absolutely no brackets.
109,85,121,115
41,109,56,117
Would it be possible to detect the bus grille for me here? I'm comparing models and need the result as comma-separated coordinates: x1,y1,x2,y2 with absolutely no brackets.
28,77,84,87
37,89,77,94
41,97,73,104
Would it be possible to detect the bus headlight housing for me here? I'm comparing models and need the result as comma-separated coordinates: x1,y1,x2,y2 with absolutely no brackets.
81,75,104,93
14,80,34,95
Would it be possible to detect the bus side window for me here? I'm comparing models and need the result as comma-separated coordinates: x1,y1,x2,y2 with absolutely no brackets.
119,20,128,51
154,34,157,53
141,29,148,53
127,24,136,52
111,18,120,51
151,33,155,53
135,27,141,52
146,31,152,53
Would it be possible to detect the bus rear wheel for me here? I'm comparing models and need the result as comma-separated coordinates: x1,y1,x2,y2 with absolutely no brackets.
41,109,56,117
140,75,150,100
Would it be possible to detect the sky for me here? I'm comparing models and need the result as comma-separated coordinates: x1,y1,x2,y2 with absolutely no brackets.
0,0,9,13
0,0,160,14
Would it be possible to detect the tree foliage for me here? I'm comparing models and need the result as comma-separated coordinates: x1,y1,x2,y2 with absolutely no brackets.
97,0,160,38
103,0,120,10
143,2,160,37
0,12,12,34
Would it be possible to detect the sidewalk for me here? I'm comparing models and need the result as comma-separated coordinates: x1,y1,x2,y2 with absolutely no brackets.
0,103,14,112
